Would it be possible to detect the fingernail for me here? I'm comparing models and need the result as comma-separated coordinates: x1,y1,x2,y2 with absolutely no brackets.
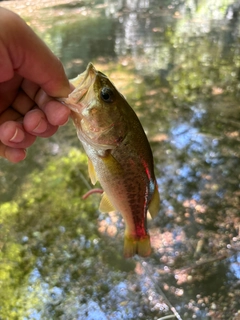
9,127,25,143
59,118,69,126
5,148,27,163
22,149,27,160
32,118,48,134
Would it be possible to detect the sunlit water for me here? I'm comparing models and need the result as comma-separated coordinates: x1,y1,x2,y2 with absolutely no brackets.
0,1,239,319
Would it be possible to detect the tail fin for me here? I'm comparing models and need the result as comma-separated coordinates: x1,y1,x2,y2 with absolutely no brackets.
124,235,151,258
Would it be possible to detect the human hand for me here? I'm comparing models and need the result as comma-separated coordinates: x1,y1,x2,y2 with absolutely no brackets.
0,8,72,163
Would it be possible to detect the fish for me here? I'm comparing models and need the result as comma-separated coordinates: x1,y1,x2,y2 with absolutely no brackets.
60,63,160,258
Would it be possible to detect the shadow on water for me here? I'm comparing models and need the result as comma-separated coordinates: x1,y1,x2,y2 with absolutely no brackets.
0,0,239,319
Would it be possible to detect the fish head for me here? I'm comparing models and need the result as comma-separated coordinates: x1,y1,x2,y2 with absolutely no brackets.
63,63,128,149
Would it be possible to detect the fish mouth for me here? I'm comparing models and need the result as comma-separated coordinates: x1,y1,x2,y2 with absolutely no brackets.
61,62,97,113
75,63,97,96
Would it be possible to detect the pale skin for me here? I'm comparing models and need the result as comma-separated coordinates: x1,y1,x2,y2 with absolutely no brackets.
0,7,72,163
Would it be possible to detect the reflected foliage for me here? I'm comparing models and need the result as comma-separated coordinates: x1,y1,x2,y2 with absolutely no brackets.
0,149,134,318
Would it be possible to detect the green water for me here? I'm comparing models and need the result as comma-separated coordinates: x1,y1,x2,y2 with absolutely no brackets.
0,1,239,319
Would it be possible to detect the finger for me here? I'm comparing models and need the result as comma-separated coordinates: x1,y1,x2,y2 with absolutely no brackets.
0,107,22,125
21,78,39,101
0,73,22,112
42,100,70,127
11,88,35,115
22,80,71,127
23,109,58,137
34,89,71,126
0,121,36,148
0,9,71,98
0,142,26,163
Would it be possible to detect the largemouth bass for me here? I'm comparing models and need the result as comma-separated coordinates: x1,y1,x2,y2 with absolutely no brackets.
61,63,160,258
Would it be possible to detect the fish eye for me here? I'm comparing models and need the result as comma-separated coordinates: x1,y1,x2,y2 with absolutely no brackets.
100,87,114,103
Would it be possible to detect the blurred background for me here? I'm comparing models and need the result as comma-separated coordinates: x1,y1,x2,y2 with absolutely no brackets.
0,0,239,319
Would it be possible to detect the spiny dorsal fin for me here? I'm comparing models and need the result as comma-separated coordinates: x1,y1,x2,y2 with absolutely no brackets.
99,192,115,213
88,158,98,185
148,184,160,219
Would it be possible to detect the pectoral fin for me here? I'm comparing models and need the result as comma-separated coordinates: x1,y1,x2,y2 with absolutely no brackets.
101,152,123,174
88,158,98,185
148,183,160,219
99,192,115,213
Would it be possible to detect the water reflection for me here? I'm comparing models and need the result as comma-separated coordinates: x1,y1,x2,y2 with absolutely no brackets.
0,0,240,319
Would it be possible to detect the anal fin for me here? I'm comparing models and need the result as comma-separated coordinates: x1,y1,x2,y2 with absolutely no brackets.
99,192,115,213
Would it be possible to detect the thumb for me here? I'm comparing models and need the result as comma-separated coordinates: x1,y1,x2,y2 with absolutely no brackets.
0,8,71,98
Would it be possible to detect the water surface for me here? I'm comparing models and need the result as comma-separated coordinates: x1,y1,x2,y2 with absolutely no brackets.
0,1,239,319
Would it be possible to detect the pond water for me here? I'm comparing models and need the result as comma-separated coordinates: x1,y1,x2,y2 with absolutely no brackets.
0,0,240,319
